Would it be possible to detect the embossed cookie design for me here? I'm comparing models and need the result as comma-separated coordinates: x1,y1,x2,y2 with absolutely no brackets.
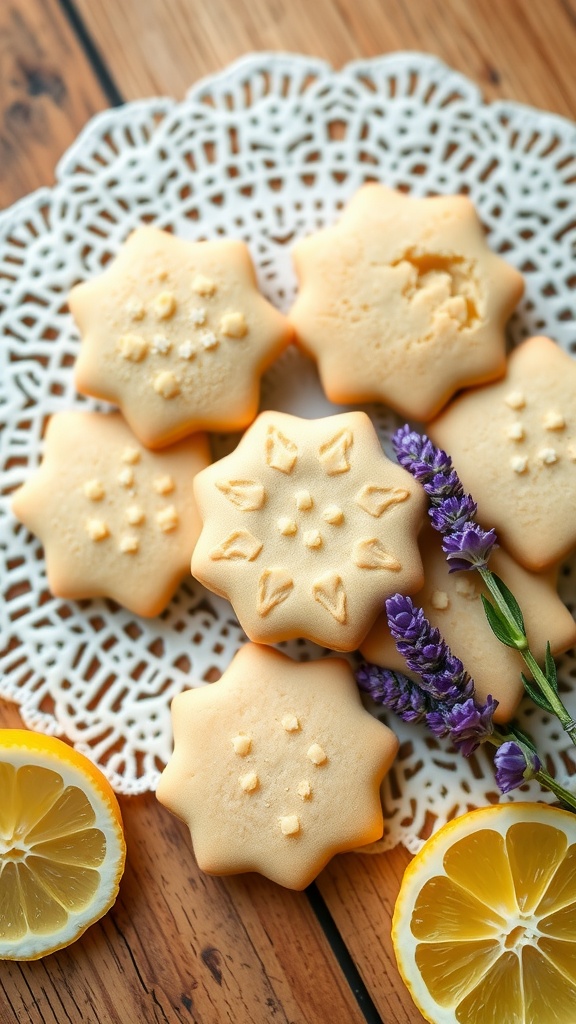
70,227,292,448
289,184,524,421
429,336,576,571
11,411,211,616
156,644,399,889
191,410,426,651
361,522,576,723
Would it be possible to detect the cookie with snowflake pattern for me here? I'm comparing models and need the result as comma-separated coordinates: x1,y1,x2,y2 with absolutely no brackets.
190,410,426,651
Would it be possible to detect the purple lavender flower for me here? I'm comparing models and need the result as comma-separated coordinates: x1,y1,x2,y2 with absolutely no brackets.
356,664,436,724
392,425,499,574
494,741,542,793
386,595,474,704
442,696,498,756
429,494,478,533
392,425,452,483
442,523,498,572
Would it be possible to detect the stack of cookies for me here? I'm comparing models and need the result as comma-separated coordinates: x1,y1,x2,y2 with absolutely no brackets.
12,186,576,888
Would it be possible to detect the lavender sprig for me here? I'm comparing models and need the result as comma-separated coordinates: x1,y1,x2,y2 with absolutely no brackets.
358,613,576,809
392,424,576,749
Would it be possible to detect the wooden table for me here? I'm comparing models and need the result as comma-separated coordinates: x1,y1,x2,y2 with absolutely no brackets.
1,2,574,1022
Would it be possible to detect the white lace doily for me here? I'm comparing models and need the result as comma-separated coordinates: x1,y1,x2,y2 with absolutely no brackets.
2,52,576,852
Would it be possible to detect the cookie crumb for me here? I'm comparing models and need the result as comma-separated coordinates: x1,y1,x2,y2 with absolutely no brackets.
178,339,197,360
506,422,524,441
505,391,526,410
431,590,449,610
232,734,252,756
295,490,313,511
538,447,558,465
279,814,300,836
189,307,207,326
544,411,565,431
119,534,139,554
239,771,259,793
156,505,179,532
307,743,327,766
192,275,217,297
121,446,141,465
153,475,175,495
220,312,248,338
83,479,105,501
455,577,477,598
151,334,172,356
152,291,177,319
124,298,145,321
118,468,134,488
277,517,298,536
303,529,322,549
297,780,312,801
281,714,300,733
200,330,219,351
322,504,344,525
117,333,148,362
153,371,181,399
126,505,145,526
510,455,528,474
86,518,109,541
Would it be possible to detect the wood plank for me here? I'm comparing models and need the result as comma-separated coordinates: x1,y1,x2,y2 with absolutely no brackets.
0,0,110,208
317,850,427,1023
73,0,576,117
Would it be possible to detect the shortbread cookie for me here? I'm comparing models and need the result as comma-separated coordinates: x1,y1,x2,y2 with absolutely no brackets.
289,184,524,421
156,644,398,889
190,410,426,651
11,411,211,617
361,522,576,723
429,336,576,571
70,227,292,448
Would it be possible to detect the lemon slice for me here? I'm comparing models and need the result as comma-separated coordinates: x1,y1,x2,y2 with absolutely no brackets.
392,802,576,1024
0,729,126,960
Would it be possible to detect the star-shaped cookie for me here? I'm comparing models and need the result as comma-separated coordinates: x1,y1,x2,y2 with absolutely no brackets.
289,184,524,421
429,336,576,571
156,644,399,890
11,411,211,617
69,227,292,448
190,409,426,651
361,522,576,723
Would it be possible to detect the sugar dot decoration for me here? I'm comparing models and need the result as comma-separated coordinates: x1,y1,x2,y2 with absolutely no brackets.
239,772,259,793
281,714,300,733
86,518,109,541
279,814,300,836
156,505,179,532
84,479,105,501
232,734,252,756
153,371,181,399
307,743,327,766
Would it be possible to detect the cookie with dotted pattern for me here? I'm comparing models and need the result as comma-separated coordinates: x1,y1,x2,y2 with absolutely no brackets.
360,521,576,723
190,409,426,651
156,643,399,890
69,227,292,448
11,411,211,617
289,184,524,421
428,336,576,571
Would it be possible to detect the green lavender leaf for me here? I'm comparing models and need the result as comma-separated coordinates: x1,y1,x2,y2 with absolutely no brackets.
520,672,556,714
544,642,560,693
481,595,523,649
509,725,538,755
489,573,526,634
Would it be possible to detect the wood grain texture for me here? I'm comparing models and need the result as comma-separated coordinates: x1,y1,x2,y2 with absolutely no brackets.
73,0,576,116
1,2,575,1023
0,0,109,208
